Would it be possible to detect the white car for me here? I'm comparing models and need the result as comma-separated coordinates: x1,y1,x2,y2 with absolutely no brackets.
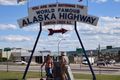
110,60,116,64
14,60,27,65
82,57,94,65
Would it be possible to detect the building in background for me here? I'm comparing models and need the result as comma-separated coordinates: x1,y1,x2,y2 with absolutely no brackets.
0,49,2,58
0,46,120,64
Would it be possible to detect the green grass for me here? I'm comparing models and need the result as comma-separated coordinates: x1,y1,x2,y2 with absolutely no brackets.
0,71,41,80
74,73,120,80
0,71,120,80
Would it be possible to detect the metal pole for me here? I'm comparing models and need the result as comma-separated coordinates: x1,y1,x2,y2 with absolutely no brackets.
58,41,60,56
74,21,96,80
7,51,8,72
22,23,42,80
58,39,65,56
56,0,58,3
86,0,88,7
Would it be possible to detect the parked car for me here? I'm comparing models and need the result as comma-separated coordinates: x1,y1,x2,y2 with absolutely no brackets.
105,60,111,65
82,57,95,65
14,60,27,65
97,60,106,66
82,59,88,65
110,60,116,64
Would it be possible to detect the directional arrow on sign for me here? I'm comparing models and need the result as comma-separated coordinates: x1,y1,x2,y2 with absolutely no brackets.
48,28,68,35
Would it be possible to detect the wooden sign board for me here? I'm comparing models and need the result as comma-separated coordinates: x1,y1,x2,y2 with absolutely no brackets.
17,3,99,28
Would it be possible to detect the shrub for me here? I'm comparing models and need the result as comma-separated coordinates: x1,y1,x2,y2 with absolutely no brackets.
0,57,7,62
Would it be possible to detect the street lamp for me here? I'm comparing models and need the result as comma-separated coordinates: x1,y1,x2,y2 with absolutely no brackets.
4,47,11,72
58,39,65,56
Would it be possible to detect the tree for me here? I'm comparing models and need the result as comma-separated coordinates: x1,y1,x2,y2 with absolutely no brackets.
118,50,120,62
9,53,15,61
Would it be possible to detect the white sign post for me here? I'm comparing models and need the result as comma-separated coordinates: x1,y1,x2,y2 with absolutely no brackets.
18,14,99,28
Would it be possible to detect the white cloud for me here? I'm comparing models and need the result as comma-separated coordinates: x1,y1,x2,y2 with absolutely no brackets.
78,16,120,36
98,17,120,35
91,0,120,3
91,0,108,3
0,0,26,5
23,25,40,31
101,16,120,22
0,0,17,5
114,0,120,2
0,24,17,30
0,35,31,42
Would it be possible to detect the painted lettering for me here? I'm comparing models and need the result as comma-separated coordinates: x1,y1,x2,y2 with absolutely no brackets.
68,13,74,20
58,8,79,14
38,15,44,21
22,19,28,27
79,15,87,22
85,17,91,23
73,14,79,21
27,18,33,24
44,14,50,20
51,13,56,20
36,9,55,15
33,16,38,23
59,13,66,19
91,18,96,24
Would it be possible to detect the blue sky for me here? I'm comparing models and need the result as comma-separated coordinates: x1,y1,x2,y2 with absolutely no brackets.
0,0,120,51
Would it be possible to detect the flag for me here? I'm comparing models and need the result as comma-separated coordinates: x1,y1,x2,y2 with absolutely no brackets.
115,17,120,19
17,0,26,4
78,0,83,2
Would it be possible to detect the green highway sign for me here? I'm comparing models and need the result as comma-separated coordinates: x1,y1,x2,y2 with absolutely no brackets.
4,48,11,51
76,48,83,54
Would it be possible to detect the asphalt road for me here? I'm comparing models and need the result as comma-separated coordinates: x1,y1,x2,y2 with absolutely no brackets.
0,64,120,75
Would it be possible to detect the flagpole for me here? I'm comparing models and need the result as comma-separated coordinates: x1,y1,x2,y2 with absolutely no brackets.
78,0,88,7
56,0,58,3
27,0,29,14
86,0,88,7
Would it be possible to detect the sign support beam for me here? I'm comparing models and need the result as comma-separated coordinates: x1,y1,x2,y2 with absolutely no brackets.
74,21,96,80
22,22,42,80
